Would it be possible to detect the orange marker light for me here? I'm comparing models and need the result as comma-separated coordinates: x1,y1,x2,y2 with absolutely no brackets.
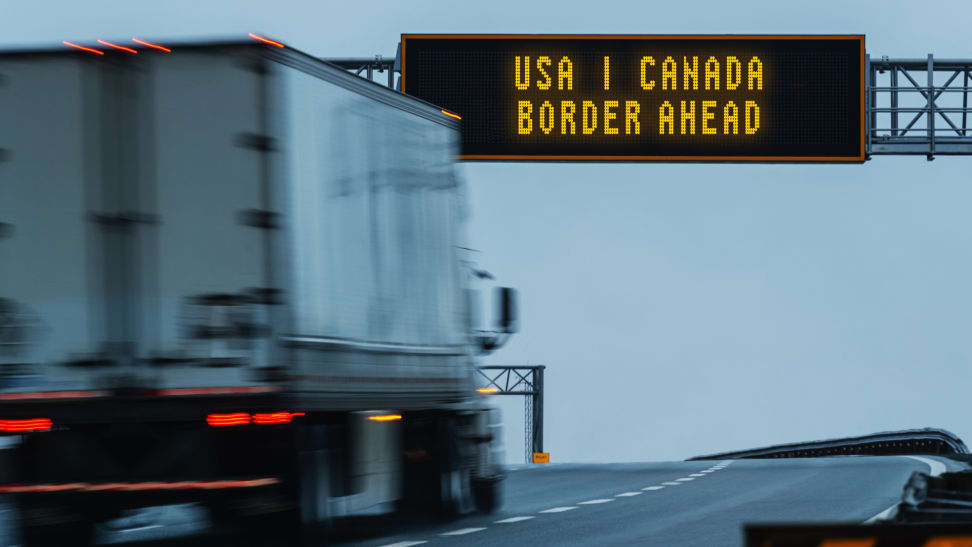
62,41,104,55
477,387,499,394
206,413,251,426
441,109,462,120
131,38,171,52
97,40,137,54
367,414,402,422
248,33,284,48
0,418,53,432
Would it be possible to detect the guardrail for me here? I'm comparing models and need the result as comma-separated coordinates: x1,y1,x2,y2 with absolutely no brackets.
896,470,972,523
689,428,969,460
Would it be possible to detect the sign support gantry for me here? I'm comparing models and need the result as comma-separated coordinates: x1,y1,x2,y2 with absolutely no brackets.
476,365,545,465
867,55,972,158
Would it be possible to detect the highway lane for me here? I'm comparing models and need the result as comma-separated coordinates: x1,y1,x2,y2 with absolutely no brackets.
336,456,965,547
0,455,963,545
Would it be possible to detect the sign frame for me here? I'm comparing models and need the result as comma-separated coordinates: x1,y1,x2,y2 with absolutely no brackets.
400,34,866,163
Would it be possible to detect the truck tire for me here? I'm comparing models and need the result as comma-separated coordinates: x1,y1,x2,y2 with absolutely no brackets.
436,418,475,518
438,468,464,518
472,478,502,513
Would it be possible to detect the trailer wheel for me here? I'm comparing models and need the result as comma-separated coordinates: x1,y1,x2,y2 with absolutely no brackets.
438,468,464,517
436,418,474,518
472,477,502,513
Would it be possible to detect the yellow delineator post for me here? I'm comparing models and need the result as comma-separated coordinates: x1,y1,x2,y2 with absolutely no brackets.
533,452,550,464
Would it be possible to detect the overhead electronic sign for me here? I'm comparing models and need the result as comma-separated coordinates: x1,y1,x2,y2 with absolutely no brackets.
401,35,865,162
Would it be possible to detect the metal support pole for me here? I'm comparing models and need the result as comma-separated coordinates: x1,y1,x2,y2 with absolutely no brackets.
867,54,875,148
928,54,935,159
532,366,544,456
963,66,969,136
523,395,532,464
891,67,899,137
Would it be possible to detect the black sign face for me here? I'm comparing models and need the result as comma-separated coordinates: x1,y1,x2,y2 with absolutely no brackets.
401,35,865,162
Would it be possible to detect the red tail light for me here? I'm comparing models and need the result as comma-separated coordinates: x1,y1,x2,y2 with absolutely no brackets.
0,418,52,432
206,413,251,427
206,411,304,426
252,412,305,425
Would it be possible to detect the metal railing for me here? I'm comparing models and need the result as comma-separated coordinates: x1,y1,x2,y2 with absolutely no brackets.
690,428,969,460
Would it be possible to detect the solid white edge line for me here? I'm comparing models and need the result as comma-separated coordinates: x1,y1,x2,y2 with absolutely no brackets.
540,506,578,513
379,542,428,547
863,504,898,524
616,491,642,497
905,455,947,477
642,486,665,490
495,516,535,523
440,527,487,536
579,499,614,504
863,456,949,524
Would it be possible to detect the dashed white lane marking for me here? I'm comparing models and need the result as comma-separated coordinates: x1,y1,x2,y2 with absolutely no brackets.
689,473,705,477
379,542,427,547
118,524,163,533
675,477,694,481
662,481,682,486
700,470,715,473
864,456,947,524
579,498,614,504
616,491,642,497
495,516,535,523
540,506,578,513
441,527,486,536
642,486,665,491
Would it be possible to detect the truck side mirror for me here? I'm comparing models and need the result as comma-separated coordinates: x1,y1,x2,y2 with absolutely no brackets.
497,287,519,333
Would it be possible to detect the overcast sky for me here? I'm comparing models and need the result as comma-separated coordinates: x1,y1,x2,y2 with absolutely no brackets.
6,0,972,463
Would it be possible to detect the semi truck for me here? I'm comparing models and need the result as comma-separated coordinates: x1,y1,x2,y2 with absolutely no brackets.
0,37,516,544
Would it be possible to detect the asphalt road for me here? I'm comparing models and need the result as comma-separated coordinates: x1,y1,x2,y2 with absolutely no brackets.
0,455,962,546
332,456,962,547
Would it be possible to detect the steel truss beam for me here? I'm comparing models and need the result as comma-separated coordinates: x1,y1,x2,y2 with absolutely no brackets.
477,365,545,464
868,55,972,158
323,46,399,89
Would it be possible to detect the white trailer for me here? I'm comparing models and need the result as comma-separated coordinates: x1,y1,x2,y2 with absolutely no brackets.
0,39,514,545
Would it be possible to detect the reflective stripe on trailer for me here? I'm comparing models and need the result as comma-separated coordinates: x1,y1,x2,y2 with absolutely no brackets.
0,478,280,493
